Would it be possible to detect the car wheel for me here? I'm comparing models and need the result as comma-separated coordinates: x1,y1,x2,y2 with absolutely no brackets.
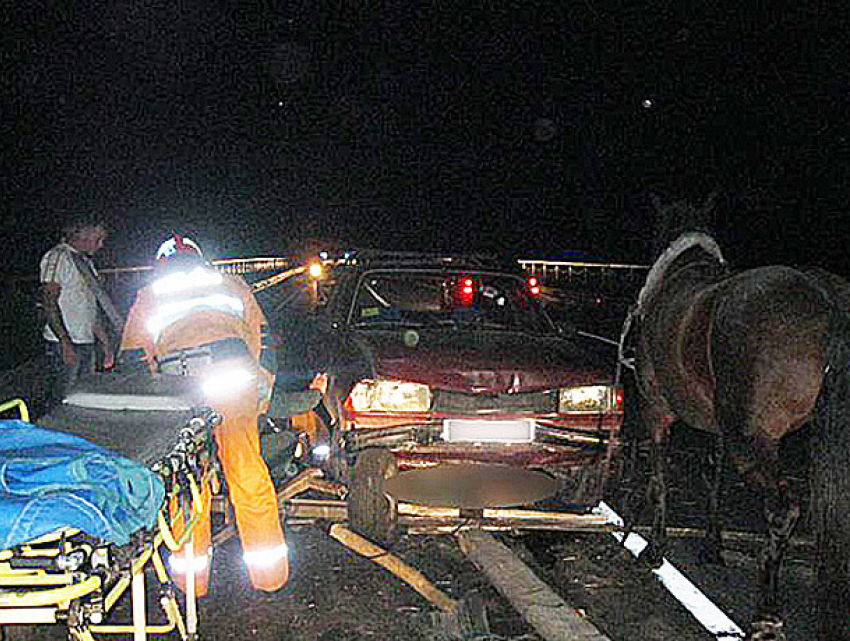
552,463,604,509
348,448,399,545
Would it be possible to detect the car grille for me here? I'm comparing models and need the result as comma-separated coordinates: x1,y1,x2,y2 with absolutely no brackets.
432,389,558,415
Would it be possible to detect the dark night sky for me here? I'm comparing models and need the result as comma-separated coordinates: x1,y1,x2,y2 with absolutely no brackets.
3,2,850,276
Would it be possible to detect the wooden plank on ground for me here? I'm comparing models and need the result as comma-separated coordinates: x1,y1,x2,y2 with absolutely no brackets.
327,524,459,614
457,530,611,641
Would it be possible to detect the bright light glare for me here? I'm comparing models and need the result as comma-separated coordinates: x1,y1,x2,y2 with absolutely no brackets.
203,367,254,397
349,380,431,413
312,444,331,460
309,263,324,278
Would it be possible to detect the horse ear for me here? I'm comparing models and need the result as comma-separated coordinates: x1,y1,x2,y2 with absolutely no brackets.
694,191,720,232
699,191,719,215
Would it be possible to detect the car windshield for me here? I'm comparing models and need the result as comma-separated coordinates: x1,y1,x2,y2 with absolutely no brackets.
349,270,553,333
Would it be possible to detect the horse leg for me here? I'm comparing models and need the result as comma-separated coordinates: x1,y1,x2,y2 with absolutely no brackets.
619,458,648,552
618,377,650,545
816,535,850,641
698,432,726,565
749,477,799,641
639,408,674,568
761,479,799,612
810,312,850,641
725,436,799,641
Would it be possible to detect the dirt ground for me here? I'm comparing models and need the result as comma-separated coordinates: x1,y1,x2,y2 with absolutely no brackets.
193,512,819,641
7,524,819,641
197,527,539,641
188,417,821,641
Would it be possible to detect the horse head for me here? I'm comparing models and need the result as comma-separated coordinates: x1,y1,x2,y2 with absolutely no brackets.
649,192,719,259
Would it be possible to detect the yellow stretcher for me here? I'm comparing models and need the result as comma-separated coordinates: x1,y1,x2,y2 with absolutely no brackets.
0,373,221,641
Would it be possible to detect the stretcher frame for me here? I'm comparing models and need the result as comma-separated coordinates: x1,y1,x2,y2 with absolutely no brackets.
0,397,220,641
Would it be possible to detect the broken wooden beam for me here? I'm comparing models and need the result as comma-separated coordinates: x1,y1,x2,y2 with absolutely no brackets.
326,524,459,614
457,530,611,641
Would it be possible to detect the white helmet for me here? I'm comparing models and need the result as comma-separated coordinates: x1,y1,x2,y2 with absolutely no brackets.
155,233,203,263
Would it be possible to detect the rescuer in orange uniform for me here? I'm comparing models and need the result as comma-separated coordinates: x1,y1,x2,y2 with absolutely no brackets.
118,234,288,595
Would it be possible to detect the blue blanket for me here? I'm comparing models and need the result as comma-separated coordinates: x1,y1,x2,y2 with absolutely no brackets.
0,420,165,549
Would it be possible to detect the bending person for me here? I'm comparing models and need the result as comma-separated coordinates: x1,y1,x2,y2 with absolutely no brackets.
118,233,287,595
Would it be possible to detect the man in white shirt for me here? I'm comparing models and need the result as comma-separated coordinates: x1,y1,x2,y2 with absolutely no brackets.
40,216,117,399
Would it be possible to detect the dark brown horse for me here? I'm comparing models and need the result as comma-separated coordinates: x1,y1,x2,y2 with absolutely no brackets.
626,201,850,640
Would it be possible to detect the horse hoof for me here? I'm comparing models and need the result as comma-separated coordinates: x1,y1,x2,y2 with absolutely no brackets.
749,613,785,641
696,542,725,566
636,543,665,570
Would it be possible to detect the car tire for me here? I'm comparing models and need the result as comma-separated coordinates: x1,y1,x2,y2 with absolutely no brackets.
552,463,604,509
348,448,399,545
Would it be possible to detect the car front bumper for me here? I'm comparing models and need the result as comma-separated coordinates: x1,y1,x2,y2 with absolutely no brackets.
342,413,623,469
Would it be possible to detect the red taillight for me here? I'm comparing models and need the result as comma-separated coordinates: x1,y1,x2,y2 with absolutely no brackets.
615,388,624,410
458,277,475,305
528,277,540,296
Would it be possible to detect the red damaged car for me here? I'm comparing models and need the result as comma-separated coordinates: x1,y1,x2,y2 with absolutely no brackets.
273,251,624,542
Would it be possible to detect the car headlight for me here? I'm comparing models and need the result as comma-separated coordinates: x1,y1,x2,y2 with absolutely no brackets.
558,385,620,413
348,379,432,413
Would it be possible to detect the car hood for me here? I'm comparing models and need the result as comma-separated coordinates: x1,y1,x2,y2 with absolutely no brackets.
349,329,613,394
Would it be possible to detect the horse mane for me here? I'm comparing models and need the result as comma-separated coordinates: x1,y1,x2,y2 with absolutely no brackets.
636,231,727,315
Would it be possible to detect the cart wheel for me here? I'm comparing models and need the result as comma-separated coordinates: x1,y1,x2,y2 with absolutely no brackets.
348,449,399,545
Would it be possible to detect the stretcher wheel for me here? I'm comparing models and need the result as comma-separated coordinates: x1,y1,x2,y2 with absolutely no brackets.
348,448,398,545
1,626,27,641
0,624,54,640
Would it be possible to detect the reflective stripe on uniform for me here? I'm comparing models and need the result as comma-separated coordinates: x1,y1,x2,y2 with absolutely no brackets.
147,267,245,340
147,294,245,339
243,543,289,569
169,547,212,574
152,266,222,296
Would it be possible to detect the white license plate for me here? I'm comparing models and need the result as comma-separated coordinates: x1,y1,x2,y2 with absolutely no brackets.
442,419,535,443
